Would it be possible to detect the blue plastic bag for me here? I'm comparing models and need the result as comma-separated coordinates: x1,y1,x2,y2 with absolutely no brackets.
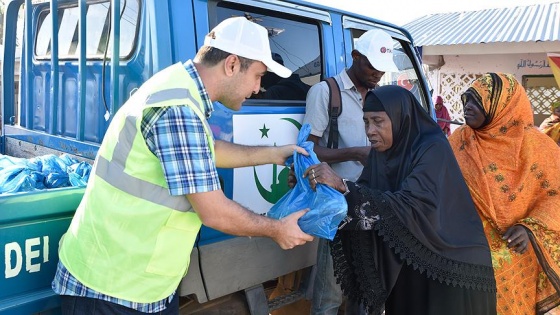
68,161,92,186
34,154,70,188
0,154,92,194
0,168,44,193
267,124,347,240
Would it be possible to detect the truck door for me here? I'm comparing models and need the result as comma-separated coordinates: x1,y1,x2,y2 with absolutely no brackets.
178,0,332,308
191,0,332,233
341,17,433,114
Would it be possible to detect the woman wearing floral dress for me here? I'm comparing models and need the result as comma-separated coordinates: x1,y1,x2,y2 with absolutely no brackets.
449,73,560,315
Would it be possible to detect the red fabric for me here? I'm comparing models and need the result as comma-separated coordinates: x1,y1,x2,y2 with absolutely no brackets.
436,105,451,136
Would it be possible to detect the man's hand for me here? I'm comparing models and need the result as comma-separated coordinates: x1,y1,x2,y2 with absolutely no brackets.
503,225,530,254
308,135,371,165
356,146,372,166
215,141,307,168
273,209,314,249
270,145,308,166
189,190,312,249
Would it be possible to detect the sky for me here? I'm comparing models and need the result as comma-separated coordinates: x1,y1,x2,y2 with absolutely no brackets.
306,0,560,26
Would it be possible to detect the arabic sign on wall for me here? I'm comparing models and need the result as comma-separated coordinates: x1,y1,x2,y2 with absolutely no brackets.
517,59,550,69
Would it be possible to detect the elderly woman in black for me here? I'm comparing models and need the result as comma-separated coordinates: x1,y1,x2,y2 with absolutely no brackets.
303,85,497,315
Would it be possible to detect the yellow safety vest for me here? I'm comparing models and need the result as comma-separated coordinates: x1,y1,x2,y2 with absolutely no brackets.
59,63,214,303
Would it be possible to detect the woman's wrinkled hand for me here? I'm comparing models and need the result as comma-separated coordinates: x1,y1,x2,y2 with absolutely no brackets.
502,225,530,254
303,162,344,192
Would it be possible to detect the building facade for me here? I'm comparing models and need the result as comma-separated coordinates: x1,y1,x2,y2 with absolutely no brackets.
405,2,560,132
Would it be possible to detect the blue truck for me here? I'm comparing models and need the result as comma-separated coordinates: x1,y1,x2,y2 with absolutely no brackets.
0,0,433,313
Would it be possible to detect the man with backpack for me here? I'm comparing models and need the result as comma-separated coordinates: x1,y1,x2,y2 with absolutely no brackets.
303,29,399,315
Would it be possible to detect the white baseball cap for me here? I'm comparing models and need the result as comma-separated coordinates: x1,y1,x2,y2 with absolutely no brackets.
354,29,399,73
204,17,292,78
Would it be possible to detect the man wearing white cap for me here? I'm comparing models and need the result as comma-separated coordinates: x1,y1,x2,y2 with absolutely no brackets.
302,28,398,315
52,17,313,314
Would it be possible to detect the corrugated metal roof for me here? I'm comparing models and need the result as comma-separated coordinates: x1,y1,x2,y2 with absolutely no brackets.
404,2,560,47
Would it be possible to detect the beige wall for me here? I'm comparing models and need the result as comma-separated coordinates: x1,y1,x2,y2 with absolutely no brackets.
437,53,554,80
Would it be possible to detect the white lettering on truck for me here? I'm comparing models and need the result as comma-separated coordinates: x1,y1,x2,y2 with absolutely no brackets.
4,236,49,279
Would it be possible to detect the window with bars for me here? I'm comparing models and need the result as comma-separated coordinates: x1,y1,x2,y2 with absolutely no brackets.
35,0,140,59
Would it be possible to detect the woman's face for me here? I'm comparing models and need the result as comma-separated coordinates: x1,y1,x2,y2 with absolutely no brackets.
363,111,393,152
553,106,560,117
462,94,486,129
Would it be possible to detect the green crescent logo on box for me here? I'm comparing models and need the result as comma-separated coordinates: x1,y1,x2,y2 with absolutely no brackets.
254,118,301,204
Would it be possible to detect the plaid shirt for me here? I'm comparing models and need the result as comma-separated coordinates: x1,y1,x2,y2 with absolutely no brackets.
52,60,220,312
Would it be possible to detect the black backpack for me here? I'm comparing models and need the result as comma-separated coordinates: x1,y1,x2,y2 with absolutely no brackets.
324,77,342,149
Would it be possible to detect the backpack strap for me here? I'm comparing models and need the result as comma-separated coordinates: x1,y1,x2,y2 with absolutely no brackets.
325,77,342,149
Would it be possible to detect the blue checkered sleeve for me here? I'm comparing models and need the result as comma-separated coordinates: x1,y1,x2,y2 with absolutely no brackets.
145,106,221,196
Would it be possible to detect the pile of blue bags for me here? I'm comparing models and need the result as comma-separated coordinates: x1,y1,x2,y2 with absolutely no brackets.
0,154,92,194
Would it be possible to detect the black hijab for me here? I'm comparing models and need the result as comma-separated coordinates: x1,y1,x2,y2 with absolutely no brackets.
332,85,495,313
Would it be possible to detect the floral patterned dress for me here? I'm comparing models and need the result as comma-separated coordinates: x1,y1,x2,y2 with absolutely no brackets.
450,73,560,315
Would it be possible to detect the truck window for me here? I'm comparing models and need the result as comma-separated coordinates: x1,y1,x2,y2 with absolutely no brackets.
215,3,321,104
35,0,140,59
350,28,430,112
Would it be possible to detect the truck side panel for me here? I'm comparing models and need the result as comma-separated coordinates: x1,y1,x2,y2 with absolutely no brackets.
1,188,84,314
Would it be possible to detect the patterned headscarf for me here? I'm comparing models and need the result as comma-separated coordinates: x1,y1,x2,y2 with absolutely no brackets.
449,73,560,311
542,100,560,143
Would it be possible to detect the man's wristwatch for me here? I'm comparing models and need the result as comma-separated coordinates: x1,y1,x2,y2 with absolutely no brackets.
341,178,350,196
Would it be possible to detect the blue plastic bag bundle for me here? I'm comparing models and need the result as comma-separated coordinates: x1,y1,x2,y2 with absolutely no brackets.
0,155,27,169
0,154,93,194
68,161,92,186
35,154,70,188
0,167,44,193
267,124,347,240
